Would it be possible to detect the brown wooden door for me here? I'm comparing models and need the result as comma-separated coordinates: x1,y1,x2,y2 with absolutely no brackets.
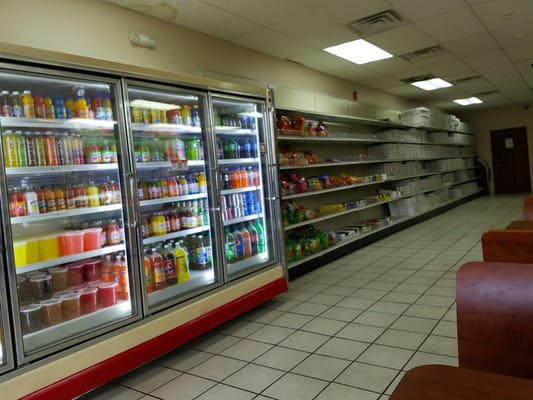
490,127,531,193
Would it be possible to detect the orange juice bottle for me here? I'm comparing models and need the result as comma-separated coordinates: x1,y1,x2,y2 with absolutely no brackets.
54,186,66,210
43,95,55,119
44,132,58,166
44,186,57,212
75,96,89,119
240,224,252,259
167,176,179,197
21,90,35,118
33,93,46,119
101,255,114,282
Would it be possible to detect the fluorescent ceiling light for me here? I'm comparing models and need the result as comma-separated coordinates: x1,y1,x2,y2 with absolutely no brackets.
411,78,452,91
454,97,483,106
324,39,393,65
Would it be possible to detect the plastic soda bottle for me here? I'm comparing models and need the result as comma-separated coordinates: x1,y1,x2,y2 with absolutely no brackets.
240,224,252,258
33,94,45,119
149,248,166,290
103,95,113,120
0,90,12,116
173,241,189,283
247,222,258,255
143,248,154,293
2,131,18,167
192,105,201,127
112,253,129,300
232,226,244,261
254,219,266,253
43,95,55,119
53,96,67,119
21,90,35,118
10,91,22,118
161,244,177,285
224,227,237,263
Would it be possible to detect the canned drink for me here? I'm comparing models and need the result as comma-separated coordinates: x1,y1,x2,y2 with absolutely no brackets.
131,106,143,123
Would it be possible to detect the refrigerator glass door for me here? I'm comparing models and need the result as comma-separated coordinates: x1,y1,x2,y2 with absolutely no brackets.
0,67,138,360
0,269,15,374
211,96,278,279
125,83,221,311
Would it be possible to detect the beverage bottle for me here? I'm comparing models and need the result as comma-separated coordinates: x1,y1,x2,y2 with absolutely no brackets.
106,220,121,245
44,131,58,166
71,134,84,164
179,175,189,195
60,133,73,165
101,140,113,163
224,227,237,263
99,182,112,206
197,172,207,193
143,248,154,293
101,255,114,283
141,215,151,238
250,140,258,157
87,182,100,207
56,133,66,165
231,139,240,158
36,187,47,214
230,168,239,189
161,244,177,285
85,140,102,164
24,132,37,166
15,131,28,167
43,95,55,119
150,108,160,124
216,138,223,159
159,109,167,124
33,93,45,119
192,105,201,127
0,90,12,116
75,184,88,208
140,143,150,162
44,186,57,212
24,188,39,215
254,219,266,253
53,186,67,210
112,253,129,300
233,226,244,261
240,224,252,259
64,97,75,119
201,199,209,226
10,91,22,118
173,241,190,283
159,178,169,198
239,168,248,188
149,248,167,290
92,94,106,120
167,176,179,197
20,90,35,118
65,185,76,209
103,95,113,120
195,235,209,270
150,142,162,162
181,105,192,126
247,221,259,255
243,139,252,158
2,131,18,167
33,133,47,166
53,96,67,119
9,189,26,217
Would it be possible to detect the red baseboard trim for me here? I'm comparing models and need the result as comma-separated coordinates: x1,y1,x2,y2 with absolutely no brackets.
20,276,288,400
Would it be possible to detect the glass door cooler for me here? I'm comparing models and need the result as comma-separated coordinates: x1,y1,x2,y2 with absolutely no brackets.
124,82,221,312
0,258,14,374
211,95,280,280
0,66,139,362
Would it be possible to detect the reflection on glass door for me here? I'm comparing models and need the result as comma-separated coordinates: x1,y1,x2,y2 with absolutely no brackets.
126,83,220,311
212,96,276,279
0,68,137,360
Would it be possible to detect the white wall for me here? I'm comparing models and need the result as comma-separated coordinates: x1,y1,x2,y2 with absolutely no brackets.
461,106,533,194
0,0,415,117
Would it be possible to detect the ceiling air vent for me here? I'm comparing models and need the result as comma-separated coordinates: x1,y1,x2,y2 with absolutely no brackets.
453,75,482,85
401,46,444,62
349,10,403,35
475,90,498,96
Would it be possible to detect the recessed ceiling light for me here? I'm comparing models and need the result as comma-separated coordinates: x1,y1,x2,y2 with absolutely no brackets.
411,78,452,91
454,97,483,106
324,39,393,65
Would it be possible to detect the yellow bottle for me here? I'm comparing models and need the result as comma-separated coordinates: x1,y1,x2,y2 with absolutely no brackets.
75,96,89,118
21,90,35,118
3,131,18,167
173,241,190,283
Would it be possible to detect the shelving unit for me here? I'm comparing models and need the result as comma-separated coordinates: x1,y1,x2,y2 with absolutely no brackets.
276,108,483,273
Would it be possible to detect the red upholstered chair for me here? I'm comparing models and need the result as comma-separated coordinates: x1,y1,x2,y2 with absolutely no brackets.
523,196,533,220
481,229,533,263
456,261,533,379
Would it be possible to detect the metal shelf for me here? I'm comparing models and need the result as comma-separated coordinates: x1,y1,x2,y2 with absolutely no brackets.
0,117,116,130
221,186,261,195
16,244,126,274
140,193,207,207
131,122,201,134
135,160,205,171
277,135,473,147
218,158,259,166
142,225,210,246
10,204,122,224
6,164,119,176
223,213,263,227
215,127,256,135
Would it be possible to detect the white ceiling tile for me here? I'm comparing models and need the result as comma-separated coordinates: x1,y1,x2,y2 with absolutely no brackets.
471,0,533,30
232,28,315,60
385,0,466,22
464,49,510,69
443,32,500,57
505,42,533,62
426,60,473,77
318,0,391,25
366,24,437,55
416,7,486,42
490,20,533,47
364,57,429,80
453,78,496,94
411,52,464,68
159,0,260,39
200,0,303,26
291,50,359,73
270,9,357,49
516,60,533,86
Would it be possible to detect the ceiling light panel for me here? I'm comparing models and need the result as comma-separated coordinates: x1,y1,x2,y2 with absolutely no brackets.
324,39,393,64
454,96,483,105
411,77,453,90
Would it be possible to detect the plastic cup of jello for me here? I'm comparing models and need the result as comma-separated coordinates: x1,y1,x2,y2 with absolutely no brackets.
40,297,63,327
98,282,118,307
20,303,42,334
60,292,81,321
28,274,52,302
48,266,69,292
58,230,84,256
79,286,99,314
83,228,103,251
66,262,85,286
83,259,102,282
39,234,59,260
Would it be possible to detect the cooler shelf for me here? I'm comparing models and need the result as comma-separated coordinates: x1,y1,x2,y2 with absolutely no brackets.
142,225,210,246
223,213,264,227
0,116,116,130
6,164,119,176
139,193,207,207
10,204,122,224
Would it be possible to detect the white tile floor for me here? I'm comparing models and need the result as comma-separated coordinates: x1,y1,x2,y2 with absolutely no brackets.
80,194,525,400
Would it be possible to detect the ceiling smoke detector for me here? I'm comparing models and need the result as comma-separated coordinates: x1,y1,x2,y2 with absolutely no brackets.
401,46,444,62
349,10,404,35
